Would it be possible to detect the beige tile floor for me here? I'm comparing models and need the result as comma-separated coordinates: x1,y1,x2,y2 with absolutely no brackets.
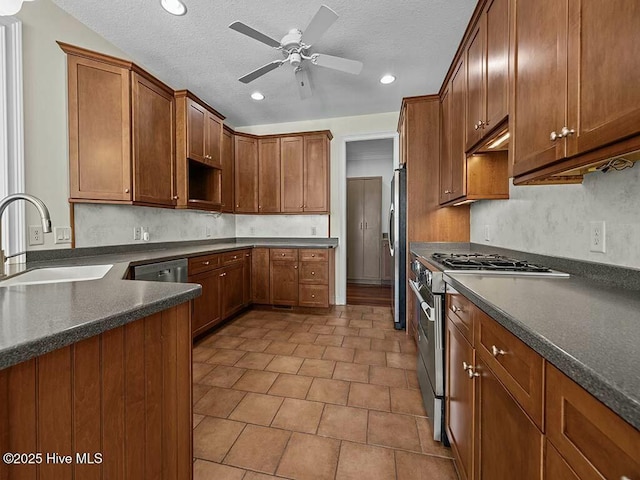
192,305,458,480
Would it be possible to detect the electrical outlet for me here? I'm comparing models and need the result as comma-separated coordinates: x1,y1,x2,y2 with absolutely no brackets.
54,227,72,244
133,226,142,241
311,226,317,236
484,225,491,242
590,221,606,253
29,225,44,246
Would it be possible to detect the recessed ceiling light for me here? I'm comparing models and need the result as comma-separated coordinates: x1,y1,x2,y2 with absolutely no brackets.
251,92,265,101
161,0,187,16
380,74,396,85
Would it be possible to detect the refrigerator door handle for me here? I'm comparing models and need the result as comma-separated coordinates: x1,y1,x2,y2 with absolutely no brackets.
388,204,395,257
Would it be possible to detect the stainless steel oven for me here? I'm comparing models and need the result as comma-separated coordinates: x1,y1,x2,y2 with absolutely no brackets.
408,257,446,443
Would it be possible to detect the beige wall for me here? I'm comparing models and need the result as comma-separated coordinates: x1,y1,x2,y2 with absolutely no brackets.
237,112,399,304
17,0,127,250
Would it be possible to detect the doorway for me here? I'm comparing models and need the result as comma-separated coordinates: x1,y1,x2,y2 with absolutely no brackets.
345,138,394,306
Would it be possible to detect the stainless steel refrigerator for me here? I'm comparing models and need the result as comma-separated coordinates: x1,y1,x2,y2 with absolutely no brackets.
388,166,406,329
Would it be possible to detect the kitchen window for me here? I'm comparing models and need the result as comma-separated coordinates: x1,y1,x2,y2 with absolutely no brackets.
0,16,26,262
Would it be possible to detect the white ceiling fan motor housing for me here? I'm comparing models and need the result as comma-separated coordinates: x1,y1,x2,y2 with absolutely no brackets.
281,29,303,50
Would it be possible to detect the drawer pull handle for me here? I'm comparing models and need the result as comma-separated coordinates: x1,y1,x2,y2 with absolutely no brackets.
452,305,464,313
491,345,506,357
282,253,286,256
311,272,315,275
294,266,298,269
311,294,315,298
202,261,210,265
233,255,237,259
311,254,315,257
621,477,631,480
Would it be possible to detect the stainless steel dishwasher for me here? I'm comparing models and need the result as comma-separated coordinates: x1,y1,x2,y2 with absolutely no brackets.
133,259,188,283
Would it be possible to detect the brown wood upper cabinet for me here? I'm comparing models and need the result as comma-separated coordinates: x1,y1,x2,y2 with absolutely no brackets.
303,134,330,212
184,97,222,168
281,136,305,212
234,134,259,213
512,0,640,182
221,127,235,213
465,0,509,151
61,43,176,207
258,137,281,212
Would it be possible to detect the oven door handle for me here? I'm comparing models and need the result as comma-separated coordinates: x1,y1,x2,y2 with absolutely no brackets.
408,280,435,322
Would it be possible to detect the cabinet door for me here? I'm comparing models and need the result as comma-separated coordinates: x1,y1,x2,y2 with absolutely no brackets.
186,99,206,164
281,136,304,212
205,112,223,168
475,358,543,480
258,137,281,213
252,248,270,304
566,0,640,157
466,23,485,150
189,270,221,337
446,320,475,480
545,441,580,480
511,0,567,177
132,73,176,207
270,261,298,306
243,252,252,306
484,0,509,131
346,178,364,280
362,178,382,281
303,135,329,212
439,87,452,204
234,135,259,213
450,59,467,201
67,55,131,201
222,263,244,319
221,129,234,213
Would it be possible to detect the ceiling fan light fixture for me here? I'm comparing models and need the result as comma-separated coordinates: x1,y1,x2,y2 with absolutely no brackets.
380,74,396,85
251,92,265,101
160,0,186,16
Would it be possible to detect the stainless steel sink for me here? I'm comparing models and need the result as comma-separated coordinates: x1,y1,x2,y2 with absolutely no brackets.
0,264,113,287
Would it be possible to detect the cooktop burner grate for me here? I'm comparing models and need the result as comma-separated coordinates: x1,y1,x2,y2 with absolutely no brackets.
431,253,552,273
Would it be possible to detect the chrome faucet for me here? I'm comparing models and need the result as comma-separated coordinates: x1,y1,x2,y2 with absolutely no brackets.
0,194,52,276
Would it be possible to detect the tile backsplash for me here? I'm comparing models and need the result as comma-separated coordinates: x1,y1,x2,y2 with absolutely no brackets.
470,166,640,269
74,205,330,247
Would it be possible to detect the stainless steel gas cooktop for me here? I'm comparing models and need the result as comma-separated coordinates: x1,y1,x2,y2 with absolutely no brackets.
431,253,569,277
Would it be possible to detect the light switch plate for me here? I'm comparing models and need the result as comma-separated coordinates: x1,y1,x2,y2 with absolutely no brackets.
54,227,72,244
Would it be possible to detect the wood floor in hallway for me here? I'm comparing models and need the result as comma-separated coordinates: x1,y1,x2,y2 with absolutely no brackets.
191,305,457,480
346,283,392,307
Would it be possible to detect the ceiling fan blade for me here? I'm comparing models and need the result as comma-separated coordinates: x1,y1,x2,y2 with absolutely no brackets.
229,21,281,48
239,60,284,84
302,5,338,46
295,68,312,99
311,53,363,75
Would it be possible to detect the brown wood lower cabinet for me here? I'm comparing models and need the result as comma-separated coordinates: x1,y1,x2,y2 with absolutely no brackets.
221,262,244,318
474,357,543,480
270,261,299,306
252,248,270,304
446,288,640,480
190,268,222,337
0,303,192,480
243,251,252,305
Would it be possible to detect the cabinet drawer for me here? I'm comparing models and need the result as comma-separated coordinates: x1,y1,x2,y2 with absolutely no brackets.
475,310,544,429
299,262,329,284
188,253,221,275
299,249,329,262
546,364,640,480
222,250,248,265
270,249,299,262
447,292,474,344
299,284,329,308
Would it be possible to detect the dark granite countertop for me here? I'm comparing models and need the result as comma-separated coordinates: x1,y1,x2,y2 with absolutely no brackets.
410,242,640,430
0,237,339,370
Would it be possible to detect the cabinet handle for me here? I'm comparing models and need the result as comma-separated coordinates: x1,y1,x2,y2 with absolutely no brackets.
202,261,210,265
311,271,315,275
125,188,130,193
294,266,298,269
311,254,315,257
233,255,237,259
259,205,262,209
311,294,315,298
282,253,286,256
219,273,224,277
444,190,451,194
473,120,483,131
236,204,240,208
463,361,479,378
245,253,250,257
491,345,506,357
173,195,179,200
360,222,363,230
560,126,575,137
299,205,303,208
452,305,464,313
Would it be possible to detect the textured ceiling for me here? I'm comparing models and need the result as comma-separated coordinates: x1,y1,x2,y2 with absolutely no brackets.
52,0,477,127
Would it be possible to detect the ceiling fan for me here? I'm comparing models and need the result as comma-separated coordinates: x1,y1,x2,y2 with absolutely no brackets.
229,5,364,99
